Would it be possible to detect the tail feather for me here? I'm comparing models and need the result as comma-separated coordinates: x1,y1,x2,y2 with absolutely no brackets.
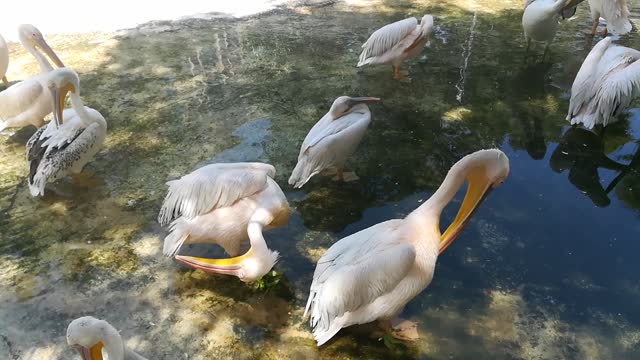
28,174,46,197
313,324,343,347
163,218,191,257
288,160,320,189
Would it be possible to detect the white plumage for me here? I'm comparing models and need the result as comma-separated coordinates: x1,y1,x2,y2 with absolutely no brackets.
159,162,289,282
588,0,632,35
27,68,107,196
67,316,147,360
522,0,578,54
288,96,379,188
358,15,434,79
567,37,640,129
0,34,8,87
304,149,510,346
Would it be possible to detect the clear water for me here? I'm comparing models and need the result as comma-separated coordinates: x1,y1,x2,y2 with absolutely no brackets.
1,0,640,359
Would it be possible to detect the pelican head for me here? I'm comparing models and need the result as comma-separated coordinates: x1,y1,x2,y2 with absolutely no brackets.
67,316,124,360
328,96,380,119
175,246,280,282
420,14,434,35
439,149,510,253
18,24,65,68
47,68,80,127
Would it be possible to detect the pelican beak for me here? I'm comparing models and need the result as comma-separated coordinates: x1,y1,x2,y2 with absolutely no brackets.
439,166,494,254
52,83,74,127
35,38,65,68
350,97,381,104
75,342,104,360
175,248,253,279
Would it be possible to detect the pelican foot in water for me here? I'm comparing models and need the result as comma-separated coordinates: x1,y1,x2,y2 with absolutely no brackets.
392,67,411,81
71,171,99,188
340,171,360,182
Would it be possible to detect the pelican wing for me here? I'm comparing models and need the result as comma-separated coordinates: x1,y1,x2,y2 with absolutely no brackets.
27,120,102,196
0,77,46,119
602,0,632,35
304,220,415,344
158,162,275,225
358,17,418,65
300,113,364,157
524,0,536,10
588,59,640,127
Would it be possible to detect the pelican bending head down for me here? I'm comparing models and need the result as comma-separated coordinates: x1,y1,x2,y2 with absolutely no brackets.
288,96,380,188
304,149,509,346
158,162,290,282
18,24,65,73
67,316,147,360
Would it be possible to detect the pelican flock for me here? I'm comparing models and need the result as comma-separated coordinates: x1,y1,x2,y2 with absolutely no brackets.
1,2,638,357
358,15,434,80
289,96,380,188
0,34,8,86
67,316,147,360
26,68,107,196
158,162,289,282
0,24,65,132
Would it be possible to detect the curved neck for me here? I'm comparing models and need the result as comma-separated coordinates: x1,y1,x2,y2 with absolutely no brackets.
247,221,269,254
22,41,53,73
410,159,470,221
102,331,126,360
70,92,93,127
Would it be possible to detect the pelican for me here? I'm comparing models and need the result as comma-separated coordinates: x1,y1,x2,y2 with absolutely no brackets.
304,149,510,346
357,15,434,80
587,0,632,35
26,68,107,196
566,37,640,129
522,0,583,56
0,24,65,131
158,162,290,282
67,316,147,360
0,34,8,87
288,96,380,188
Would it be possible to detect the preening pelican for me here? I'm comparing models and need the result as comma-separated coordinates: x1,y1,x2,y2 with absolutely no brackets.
158,162,289,282
0,34,8,87
67,316,147,360
0,25,65,131
358,15,434,80
567,37,640,129
522,0,582,55
288,96,380,188
304,149,510,346
587,0,632,35
26,68,107,196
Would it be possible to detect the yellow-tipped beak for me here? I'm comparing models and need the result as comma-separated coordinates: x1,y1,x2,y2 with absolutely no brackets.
52,83,74,127
439,166,494,254
76,342,104,360
175,248,253,277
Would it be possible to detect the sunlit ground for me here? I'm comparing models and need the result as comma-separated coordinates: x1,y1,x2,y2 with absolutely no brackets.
1,0,640,359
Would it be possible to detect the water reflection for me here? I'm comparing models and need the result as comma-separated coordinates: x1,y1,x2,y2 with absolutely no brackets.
551,126,640,207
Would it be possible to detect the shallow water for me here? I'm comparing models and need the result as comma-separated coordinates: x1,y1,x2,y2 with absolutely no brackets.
1,0,640,359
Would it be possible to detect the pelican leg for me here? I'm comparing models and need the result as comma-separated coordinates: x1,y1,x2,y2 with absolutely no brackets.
2,76,8,87
332,167,345,182
601,26,608,36
392,65,400,80
591,19,599,35
525,37,531,56
542,43,550,61
71,171,99,188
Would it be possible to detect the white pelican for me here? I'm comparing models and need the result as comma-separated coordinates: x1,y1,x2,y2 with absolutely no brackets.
566,37,640,129
357,15,434,80
522,0,582,56
0,25,65,131
67,316,147,360
0,34,8,87
26,68,107,196
587,0,632,35
304,149,510,346
288,96,380,188
158,162,290,282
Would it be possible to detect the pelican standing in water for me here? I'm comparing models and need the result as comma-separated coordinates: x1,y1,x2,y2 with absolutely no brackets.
304,149,510,346
158,162,290,282
358,15,434,80
288,96,380,188
26,68,107,196
0,24,65,131
0,34,9,87
522,0,583,57
67,316,147,360
567,37,640,129
587,0,632,35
